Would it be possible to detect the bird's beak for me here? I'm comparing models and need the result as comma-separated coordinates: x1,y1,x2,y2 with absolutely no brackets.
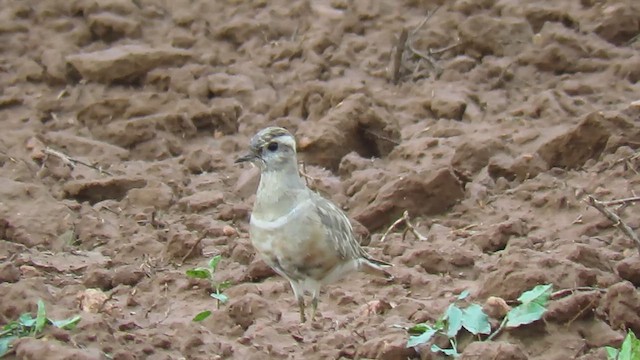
234,153,256,164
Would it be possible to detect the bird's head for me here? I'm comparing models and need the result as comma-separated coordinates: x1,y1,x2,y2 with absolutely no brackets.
235,127,298,172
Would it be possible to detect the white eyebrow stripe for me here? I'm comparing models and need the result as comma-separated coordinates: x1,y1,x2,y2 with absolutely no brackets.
250,198,312,230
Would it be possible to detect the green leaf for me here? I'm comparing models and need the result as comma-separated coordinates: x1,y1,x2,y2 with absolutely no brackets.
211,293,228,304
18,313,35,328
457,290,470,301
34,300,47,334
407,328,437,348
619,330,640,360
461,304,491,335
0,336,17,358
444,304,463,338
208,255,222,272
517,284,552,304
431,343,459,357
408,323,430,334
192,310,212,322
217,280,232,291
1,321,19,336
50,316,82,330
506,284,553,329
605,346,618,360
506,302,547,328
185,268,211,279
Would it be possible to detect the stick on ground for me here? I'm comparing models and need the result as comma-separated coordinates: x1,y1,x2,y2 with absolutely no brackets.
587,195,640,254
43,147,113,176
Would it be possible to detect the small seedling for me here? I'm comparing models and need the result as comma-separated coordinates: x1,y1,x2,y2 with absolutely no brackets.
606,330,640,360
407,290,491,356
185,254,232,322
0,299,81,358
407,284,553,357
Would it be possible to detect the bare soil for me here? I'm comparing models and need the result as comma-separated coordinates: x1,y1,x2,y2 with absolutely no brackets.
1,0,640,359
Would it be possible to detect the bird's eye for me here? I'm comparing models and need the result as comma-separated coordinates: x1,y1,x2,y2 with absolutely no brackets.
267,142,278,152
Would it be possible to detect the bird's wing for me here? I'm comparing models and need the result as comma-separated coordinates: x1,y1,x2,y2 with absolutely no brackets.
311,193,373,262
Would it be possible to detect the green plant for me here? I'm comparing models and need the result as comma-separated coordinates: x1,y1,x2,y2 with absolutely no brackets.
0,299,81,358
185,255,232,322
606,330,640,360
407,284,553,357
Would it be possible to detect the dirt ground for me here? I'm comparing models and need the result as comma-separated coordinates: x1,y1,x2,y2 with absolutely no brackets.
1,0,640,359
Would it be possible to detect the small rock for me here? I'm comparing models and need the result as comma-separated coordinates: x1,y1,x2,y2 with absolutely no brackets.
66,45,191,83
178,190,224,212
353,168,464,231
77,288,110,313
358,299,392,317
483,296,511,319
177,97,241,135
460,341,527,360
616,255,640,287
537,112,610,169
338,151,373,177
64,177,147,204
163,228,203,262
591,3,639,45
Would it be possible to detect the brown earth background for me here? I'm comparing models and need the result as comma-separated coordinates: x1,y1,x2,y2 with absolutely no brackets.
1,0,640,359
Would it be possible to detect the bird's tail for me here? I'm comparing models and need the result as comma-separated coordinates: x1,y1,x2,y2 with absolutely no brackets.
362,256,394,280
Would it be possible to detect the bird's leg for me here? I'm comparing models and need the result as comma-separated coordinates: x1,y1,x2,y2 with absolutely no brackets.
298,296,307,323
311,296,318,321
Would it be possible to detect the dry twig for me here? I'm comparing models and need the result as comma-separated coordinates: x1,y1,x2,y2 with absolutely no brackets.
380,210,428,242
43,147,112,176
391,28,408,84
550,286,606,300
601,196,640,207
586,195,640,254
178,233,207,266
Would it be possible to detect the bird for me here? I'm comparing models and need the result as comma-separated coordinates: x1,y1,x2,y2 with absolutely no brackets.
235,126,392,323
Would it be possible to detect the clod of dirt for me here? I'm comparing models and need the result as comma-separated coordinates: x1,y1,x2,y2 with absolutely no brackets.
296,93,400,170
64,177,147,204
125,183,174,209
83,267,114,291
488,153,549,181
598,281,640,334
451,138,507,177
358,299,393,317
566,244,612,272
352,168,464,231
544,291,601,323
66,45,191,83
112,264,145,287
162,228,203,262
244,257,277,282
77,288,109,313
0,262,20,283
469,218,527,253
178,190,225,212
399,242,475,274
227,293,281,330
537,112,610,169
13,337,103,360
460,341,527,360
483,296,511,319
88,12,141,42
183,148,227,174
429,88,468,120
587,2,640,45
43,132,130,163
616,255,640,286
459,14,533,58
356,333,417,360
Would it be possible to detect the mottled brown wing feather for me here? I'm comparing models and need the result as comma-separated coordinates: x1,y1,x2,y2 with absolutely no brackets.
312,193,388,264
